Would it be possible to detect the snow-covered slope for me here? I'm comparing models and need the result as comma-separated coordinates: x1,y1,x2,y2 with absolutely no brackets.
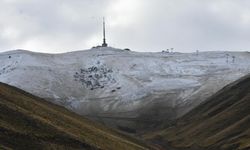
1,47,250,131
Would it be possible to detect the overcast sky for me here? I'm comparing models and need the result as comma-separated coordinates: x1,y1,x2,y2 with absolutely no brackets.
0,0,250,53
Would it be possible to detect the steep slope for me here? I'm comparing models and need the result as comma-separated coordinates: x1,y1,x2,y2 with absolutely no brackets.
1,47,250,131
146,74,250,150
0,82,152,150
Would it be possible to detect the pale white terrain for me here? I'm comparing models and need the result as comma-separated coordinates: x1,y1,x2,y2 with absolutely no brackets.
0,47,250,130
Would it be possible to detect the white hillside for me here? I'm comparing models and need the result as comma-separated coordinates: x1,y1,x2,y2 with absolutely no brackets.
0,47,250,130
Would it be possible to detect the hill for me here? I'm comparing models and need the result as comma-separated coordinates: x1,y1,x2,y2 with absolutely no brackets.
0,82,152,150
1,48,250,131
146,74,250,150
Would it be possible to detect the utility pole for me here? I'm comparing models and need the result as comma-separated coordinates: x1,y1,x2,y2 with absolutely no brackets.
226,54,229,63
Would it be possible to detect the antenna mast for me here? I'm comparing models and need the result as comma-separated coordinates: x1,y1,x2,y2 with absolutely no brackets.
102,17,108,47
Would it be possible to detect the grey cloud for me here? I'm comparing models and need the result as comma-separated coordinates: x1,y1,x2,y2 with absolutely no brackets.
0,0,250,53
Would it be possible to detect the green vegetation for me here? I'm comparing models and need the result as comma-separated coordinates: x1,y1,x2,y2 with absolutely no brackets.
0,82,152,150
146,75,250,150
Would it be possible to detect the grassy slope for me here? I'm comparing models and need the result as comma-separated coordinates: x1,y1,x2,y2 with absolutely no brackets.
146,75,250,150
0,82,153,150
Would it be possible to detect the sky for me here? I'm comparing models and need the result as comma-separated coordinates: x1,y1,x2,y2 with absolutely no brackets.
0,0,250,53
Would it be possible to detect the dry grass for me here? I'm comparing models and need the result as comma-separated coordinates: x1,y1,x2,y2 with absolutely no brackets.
0,82,153,150
146,74,250,150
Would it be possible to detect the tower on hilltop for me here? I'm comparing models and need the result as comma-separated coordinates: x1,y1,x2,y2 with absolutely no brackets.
102,17,108,47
